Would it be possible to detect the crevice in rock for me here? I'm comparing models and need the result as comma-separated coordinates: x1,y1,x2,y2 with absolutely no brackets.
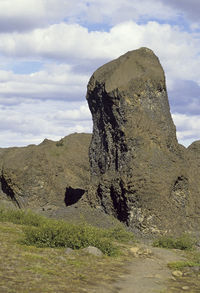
88,84,128,175
110,184,129,223
171,176,189,208
64,186,85,206
0,175,21,208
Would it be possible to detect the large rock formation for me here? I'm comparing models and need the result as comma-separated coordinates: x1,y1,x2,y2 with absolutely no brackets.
0,133,91,210
1,47,200,235
86,47,200,234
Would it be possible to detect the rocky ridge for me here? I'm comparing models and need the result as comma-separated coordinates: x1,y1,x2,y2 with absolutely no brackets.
0,133,91,210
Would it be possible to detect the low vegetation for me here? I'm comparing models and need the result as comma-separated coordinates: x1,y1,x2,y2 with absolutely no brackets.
153,233,195,250
0,207,46,226
0,207,135,292
23,221,119,256
0,207,134,256
168,260,200,270
168,250,200,270
153,233,200,291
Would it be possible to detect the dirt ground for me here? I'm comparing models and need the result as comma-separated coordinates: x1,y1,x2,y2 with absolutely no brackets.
92,245,200,293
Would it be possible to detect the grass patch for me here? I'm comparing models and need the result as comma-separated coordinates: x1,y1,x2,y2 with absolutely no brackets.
105,226,134,243
22,221,128,256
168,261,200,270
168,251,200,270
0,221,132,293
167,250,200,292
0,207,134,256
0,207,45,227
153,233,195,250
0,208,135,292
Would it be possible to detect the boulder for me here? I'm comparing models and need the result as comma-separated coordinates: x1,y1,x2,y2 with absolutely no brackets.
86,47,200,234
65,247,74,255
82,246,103,256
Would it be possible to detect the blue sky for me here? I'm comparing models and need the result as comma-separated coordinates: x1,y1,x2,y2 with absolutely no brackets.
0,0,200,147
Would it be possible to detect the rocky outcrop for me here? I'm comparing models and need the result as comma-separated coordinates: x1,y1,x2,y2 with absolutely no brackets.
1,47,200,235
86,47,200,234
0,133,91,209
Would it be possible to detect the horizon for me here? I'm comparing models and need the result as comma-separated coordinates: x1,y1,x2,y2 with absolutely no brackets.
0,0,200,148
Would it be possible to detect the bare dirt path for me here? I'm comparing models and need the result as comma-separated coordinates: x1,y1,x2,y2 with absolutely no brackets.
93,245,187,293
112,247,185,293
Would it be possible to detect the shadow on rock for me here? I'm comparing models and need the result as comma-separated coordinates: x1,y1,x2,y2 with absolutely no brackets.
65,187,85,206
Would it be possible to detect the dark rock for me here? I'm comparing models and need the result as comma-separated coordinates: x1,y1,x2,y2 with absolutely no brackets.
86,47,200,234
0,133,91,209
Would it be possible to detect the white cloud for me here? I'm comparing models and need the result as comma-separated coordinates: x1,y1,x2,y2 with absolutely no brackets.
0,0,197,33
161,0,200,23
0,0,179,33
0,0,87,32
0,0,48,32
0,64,89,103
172,113,200,147
0,100,92,147
0,1,199,148
80,0,176,25
0,21,199,86
51,104,91,121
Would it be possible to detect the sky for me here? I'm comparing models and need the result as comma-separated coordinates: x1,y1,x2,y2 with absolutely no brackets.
0,0,200,147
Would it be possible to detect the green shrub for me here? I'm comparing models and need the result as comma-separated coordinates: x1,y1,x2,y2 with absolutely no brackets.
96,239,119,256
175,234,195,250
22,220,119,256
0,208,45,227
105,227,134,243
153,236,176,249
0,207,132,256
186,250,200,264
153,233,195,250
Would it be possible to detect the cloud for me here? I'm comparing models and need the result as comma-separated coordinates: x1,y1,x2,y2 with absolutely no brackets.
0,0,88,32
0,0,179,33
0,0,52,32
0,21,199,69
79,0,176,25
161,0,200,24
0,0,197,33
172,113,200,147
169,80,200,115
0,64,89,103
0,100,92,147
0,21,200,83
0,2,199,148
50,104,91,121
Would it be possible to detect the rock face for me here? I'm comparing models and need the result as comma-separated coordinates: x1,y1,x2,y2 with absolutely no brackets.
86,47,200,234
0,133,91,209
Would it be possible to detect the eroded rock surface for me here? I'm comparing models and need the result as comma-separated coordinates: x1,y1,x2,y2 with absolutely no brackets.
0,133,91,209
86,47,200,234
